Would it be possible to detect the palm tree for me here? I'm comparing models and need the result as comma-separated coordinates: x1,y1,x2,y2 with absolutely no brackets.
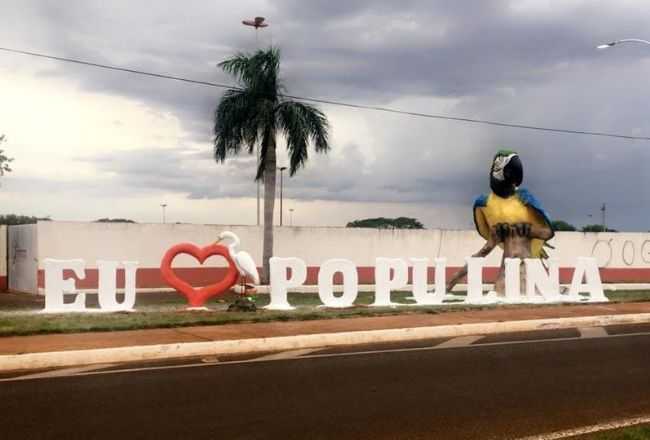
213,47,330,283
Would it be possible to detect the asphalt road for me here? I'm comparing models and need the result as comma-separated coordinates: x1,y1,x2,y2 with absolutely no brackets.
3,325,650,440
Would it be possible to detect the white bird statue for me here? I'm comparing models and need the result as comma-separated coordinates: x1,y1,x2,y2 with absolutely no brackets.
216,231,260,294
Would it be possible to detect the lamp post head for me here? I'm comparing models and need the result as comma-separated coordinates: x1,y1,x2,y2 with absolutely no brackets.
597,42,617,49
242,16,268,29
279,166,287,171
597,39,650,50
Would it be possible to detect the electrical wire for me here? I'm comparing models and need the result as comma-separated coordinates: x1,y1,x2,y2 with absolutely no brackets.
1,46,649,141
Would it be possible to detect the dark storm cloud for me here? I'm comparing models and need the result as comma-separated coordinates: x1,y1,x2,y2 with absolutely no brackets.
81,142,482,206
2,1,650,229
85,147,255,200
275,0,650,99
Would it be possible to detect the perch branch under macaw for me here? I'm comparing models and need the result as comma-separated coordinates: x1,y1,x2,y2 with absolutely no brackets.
446,223,554,293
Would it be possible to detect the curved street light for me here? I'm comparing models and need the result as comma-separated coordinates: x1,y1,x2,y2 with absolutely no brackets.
597,39,650,49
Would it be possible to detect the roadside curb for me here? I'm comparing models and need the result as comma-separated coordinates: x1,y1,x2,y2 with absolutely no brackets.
2,312,650,372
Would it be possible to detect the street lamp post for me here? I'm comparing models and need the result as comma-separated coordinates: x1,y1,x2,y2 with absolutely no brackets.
586,205,607,232
278,166,287,226
242,16,269,226
597,39,650,49
160,204,167,224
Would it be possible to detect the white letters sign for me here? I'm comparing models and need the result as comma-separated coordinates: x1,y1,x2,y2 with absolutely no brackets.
265,256,607,310
42,255,607,313
43,258,139,313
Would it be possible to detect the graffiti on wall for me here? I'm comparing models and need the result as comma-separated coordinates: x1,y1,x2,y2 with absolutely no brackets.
590,238,650,267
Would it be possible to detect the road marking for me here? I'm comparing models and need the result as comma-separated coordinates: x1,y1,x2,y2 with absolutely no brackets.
252,348,321,361
579,326,608,338
6,364,116,381
516,414,650,439
2,330,650,382
435,335,483,348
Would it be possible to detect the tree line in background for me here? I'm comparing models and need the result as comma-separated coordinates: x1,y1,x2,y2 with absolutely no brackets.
0,216,136,225
345,218,617,232
0,214,50,225
0,215,617,232
95,218,136,223
551,220,618,233
347,217,424,229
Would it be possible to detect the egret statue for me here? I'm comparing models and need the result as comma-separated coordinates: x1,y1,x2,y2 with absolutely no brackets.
216,231,260,296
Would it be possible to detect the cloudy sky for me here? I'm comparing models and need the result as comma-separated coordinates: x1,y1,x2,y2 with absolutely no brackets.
0,0,649,230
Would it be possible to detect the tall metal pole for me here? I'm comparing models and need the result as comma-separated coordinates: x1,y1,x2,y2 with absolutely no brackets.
594,38,645,232
242,17,268,226
256,157,261,226
278,166,287,226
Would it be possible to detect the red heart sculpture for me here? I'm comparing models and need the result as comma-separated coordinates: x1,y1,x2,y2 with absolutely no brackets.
160,243,239,307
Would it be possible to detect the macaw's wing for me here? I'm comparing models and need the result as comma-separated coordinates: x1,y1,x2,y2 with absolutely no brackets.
516,188,555,258
473,194,490,241
516,188,553,229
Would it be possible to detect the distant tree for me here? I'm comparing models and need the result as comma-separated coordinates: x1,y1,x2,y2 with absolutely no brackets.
392,217,425,229
0,214,50,225
0,135,13,176
346,217,424,229
95,218,136,223
551,220,577,231
582,224,618,233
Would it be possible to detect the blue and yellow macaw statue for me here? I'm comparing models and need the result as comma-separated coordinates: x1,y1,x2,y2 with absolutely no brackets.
447,149,554,294
473,149,554,259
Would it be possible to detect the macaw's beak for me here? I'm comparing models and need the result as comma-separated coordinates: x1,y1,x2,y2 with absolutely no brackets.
215,237,223,245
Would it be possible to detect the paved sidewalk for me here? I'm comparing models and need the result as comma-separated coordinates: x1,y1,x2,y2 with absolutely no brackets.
2,301,650,356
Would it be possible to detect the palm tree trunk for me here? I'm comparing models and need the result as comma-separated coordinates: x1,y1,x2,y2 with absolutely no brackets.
261,134,277,284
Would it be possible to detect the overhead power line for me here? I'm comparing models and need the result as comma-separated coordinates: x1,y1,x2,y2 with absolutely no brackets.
0,47,233,89
280,94,650,140
1,46,649,141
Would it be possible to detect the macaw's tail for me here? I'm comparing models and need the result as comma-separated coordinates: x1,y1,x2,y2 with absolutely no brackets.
532,238,555,259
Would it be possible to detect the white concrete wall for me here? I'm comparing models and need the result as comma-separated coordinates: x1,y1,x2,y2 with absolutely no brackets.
1,220,644,295
36,221,262,268
34,222,490,268
551,232,650,268
35,221,650,269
